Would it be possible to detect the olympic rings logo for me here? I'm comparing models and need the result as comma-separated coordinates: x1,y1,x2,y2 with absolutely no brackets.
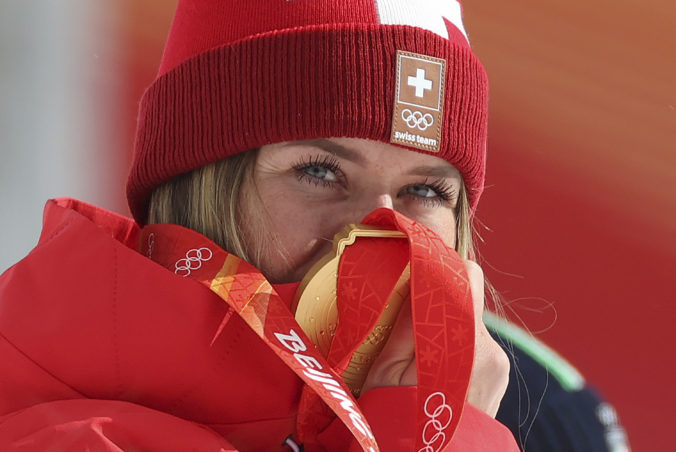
418,392,453,452
174,247,213,277
402,109,434,131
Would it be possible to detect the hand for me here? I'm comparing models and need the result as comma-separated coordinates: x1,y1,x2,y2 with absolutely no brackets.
360,298,417,394
464,260,510,417
360,260,510,418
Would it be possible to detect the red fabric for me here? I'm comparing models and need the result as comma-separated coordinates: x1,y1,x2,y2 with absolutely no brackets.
319,387,519,452
158,0,470,76
0,400,236,451
0,198,518,451
159,0,380,75
139,222,379,450
0,199,301,452
127,1,488,222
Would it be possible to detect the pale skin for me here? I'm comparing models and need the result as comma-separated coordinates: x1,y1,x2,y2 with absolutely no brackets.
239,137,509,417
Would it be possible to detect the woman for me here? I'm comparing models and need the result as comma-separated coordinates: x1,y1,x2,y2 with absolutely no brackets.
0,0,518,450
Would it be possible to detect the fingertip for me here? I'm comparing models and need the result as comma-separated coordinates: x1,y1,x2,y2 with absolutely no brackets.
463,259,484,280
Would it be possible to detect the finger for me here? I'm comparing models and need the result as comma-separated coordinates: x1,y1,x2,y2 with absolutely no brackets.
464,259,485,321
373,297,415,368
362,298,416,392
463,260,510,418
386,300,416,385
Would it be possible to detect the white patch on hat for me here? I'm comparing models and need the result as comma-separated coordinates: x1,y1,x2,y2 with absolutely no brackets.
375,0,469,43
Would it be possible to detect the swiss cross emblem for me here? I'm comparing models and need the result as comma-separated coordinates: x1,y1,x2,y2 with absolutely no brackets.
408,69,433,97
391,51,446,152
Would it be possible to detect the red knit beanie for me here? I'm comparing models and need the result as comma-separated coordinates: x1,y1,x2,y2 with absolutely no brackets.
127,0,488,222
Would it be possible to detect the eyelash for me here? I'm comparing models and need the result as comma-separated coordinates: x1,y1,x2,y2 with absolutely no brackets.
292,155,344,187
414,178,457,207
291,155,456,206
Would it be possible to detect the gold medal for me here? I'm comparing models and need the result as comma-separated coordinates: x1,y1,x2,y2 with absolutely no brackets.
292,225,410,396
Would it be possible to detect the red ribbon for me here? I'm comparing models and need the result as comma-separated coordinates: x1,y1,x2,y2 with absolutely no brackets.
296,209,475,451
140,208,474,452
360,209,475,451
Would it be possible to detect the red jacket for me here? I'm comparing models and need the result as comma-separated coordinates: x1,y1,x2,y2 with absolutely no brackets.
0,198,518,451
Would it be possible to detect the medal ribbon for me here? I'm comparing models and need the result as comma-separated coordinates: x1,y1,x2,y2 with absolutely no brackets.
357,209,475,451
140,224,379,452
298,209,475,451
141,207,474,452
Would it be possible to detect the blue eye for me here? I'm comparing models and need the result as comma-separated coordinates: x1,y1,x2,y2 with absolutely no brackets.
293,155,343,187
303,164,337,182
406,184,437,198
401,179,456,207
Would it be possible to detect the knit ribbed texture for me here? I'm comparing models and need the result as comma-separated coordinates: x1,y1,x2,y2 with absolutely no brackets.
128,24,487,222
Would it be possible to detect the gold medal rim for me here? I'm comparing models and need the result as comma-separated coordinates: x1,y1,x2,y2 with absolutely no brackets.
292,225,409,395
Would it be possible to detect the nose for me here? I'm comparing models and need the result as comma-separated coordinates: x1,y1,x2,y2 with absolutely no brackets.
373,194,394,210
340,192,395,226
321,191,397,251
353,193,394,219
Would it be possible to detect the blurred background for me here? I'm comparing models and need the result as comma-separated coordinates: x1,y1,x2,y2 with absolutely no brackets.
1,1,674,450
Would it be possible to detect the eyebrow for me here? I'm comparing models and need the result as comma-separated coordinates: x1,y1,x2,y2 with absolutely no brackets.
407,165,461,180
281,139,367,165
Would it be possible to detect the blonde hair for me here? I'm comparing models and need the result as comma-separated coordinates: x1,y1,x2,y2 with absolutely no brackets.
147,150,258,262
147,149,477,264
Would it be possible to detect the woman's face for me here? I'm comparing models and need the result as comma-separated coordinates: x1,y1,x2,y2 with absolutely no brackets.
239,138,462,283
